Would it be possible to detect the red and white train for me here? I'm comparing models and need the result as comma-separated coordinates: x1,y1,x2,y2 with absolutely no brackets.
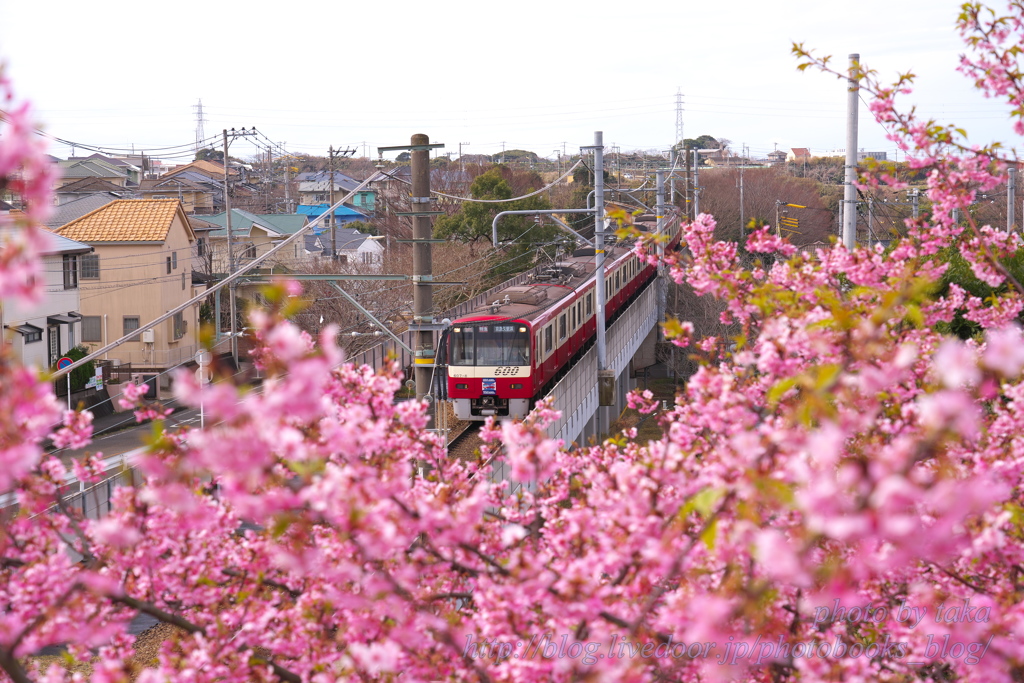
446,221,680,420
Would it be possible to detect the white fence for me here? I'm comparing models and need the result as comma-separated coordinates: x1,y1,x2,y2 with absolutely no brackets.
485,283,658,493
542,283,656,447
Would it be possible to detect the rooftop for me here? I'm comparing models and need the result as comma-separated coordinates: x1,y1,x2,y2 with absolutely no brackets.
56,199,190,243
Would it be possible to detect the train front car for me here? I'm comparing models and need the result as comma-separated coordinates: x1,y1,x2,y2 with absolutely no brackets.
448,319,533,420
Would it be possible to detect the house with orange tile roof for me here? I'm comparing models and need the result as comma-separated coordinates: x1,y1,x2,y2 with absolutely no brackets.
54,199,201,374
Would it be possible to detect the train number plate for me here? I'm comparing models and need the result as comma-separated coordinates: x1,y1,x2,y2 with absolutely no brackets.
482,378,496,395
493,366,519,376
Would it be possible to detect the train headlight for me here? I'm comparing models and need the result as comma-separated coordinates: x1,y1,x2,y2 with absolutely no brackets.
519,327,526,332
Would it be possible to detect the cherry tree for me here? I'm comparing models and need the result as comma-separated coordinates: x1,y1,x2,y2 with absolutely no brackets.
5,3,1024,681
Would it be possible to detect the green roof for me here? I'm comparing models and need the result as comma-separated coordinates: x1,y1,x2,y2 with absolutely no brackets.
203,210,309,237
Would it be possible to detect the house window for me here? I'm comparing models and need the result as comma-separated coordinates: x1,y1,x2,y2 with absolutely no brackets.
544,326,553,354
47,326,59,366
196,238,206,257
81,254,99,279
63,255,79,290
242,243,256,259
123,316,141,340
166,256,172,274
182,271,186,290
82,316,102,342
172,311,187,340
172,251,177,269
22,326,42,344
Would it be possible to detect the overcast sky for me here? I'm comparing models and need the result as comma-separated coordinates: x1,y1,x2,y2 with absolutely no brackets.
0,0,1018,164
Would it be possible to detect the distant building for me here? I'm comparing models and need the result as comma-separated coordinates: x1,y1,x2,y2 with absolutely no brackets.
787,148,812,162
829,149,888,161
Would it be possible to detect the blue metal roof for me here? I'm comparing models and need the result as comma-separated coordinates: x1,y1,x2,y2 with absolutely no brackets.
296,204,368,220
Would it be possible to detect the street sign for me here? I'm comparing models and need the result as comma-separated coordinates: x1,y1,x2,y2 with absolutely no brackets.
195,367,212,385
57,357,73,370
195,351,211,367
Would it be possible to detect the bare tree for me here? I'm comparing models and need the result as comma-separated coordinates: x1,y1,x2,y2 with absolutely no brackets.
699,167,835,245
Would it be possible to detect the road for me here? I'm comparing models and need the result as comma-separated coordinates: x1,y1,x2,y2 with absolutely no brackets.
54,407,202,462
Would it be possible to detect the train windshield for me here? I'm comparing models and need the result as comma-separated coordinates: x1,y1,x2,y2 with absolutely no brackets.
450,324,530,366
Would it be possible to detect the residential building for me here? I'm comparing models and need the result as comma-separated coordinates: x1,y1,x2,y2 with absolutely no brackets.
140,174,223,215
297,171,375,214
45,194,121,229
56,156,138,189
296,203,367,228
787,148,812,162
1,228,92,370
201,209,310,273
54,199,200,371
55,178,130,205
828,149,889,161
303,225,384,267
163,159,234,182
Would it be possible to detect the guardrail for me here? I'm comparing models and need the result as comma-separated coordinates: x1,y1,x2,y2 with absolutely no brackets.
0,448,144,512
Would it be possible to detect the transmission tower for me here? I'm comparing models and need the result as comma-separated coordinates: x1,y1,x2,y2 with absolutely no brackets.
675,88,685,146
193,99,207,155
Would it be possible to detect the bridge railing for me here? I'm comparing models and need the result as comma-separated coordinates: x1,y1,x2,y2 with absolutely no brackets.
543,283,657,446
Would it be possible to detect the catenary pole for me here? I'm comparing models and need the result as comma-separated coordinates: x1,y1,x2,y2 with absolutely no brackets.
843,53,860,249
656,169,667,324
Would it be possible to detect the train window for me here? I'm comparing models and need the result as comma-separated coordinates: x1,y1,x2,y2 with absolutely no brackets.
450,327,475,366
451,324,529,366
616,271,620,290
571,306,576,330
559,314,566,340
586,293,593,316
544,326,553,354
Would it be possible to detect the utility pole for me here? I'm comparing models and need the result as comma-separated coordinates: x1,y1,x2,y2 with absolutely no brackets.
739,145,746,243
327,145,356,258
411,134,436,428
843,53,860,249
459,141,470,173
868,196,874,248
592,132,612,430
328,147,336,257
911,188,919,219
221,127,258,365
1009,167,1017,231
284,163,292,213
